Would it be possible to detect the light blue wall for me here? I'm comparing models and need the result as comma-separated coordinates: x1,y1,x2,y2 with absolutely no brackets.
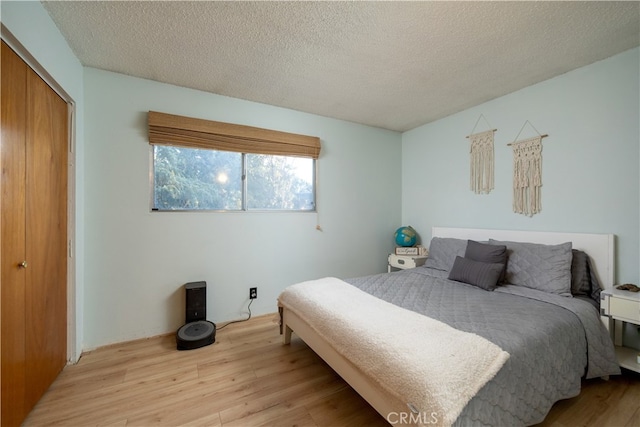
1,0,85,360
83,68,401,348
1,0,401,350
402,48,640,285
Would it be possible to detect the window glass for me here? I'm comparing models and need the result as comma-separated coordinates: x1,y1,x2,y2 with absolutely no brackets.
152,146,315,211
246,154,315,210
153,146,242,210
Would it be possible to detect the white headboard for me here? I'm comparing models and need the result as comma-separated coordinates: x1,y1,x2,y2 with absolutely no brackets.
432,227,615,291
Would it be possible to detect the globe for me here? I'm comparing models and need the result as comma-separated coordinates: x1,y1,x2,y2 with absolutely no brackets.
394,226,417,247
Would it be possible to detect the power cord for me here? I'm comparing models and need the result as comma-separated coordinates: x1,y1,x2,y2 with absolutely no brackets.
216,298,253,330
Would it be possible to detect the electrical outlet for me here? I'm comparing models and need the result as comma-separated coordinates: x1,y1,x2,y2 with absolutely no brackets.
249,287,257,299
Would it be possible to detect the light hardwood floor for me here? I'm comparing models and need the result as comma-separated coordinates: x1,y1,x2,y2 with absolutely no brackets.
23,314,640,426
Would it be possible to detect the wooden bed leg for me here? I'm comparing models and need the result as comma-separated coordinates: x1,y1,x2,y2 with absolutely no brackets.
280,306,293,344
283,324,292,344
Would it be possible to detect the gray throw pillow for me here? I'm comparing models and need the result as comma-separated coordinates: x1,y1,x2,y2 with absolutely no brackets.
465,240,507,282
570,249,602,304
448,256,504,291
571,249,591,297
424,237,468,272
489,239,573,297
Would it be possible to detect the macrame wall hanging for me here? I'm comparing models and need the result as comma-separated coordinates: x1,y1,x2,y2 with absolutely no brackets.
466,114,497,194
508,121,548,216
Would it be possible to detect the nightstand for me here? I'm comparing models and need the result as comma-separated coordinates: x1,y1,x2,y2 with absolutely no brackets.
388,254,427,272
601,288,640,373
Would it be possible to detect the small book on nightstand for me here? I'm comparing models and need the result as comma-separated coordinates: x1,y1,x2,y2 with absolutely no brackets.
395,247,419,255
394,245,428,256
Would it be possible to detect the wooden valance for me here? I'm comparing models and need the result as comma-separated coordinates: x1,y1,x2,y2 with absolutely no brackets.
148,111,321,159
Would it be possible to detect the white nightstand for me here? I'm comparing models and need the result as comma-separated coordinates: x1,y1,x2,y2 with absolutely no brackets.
601,288,640,373
388,254,428,272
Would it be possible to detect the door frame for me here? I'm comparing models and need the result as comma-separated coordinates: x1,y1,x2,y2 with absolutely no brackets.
1,26,79,364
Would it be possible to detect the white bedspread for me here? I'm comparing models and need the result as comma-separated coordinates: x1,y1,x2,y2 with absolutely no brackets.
278,277,510,426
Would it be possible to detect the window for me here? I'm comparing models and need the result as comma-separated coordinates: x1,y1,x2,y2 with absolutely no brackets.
148,111,320,212
246,153,315,210
153,146,242,210
152,146,315,211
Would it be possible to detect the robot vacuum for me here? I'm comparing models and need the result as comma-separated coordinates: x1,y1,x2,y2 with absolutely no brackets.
176,320,216,350
176,281,216,350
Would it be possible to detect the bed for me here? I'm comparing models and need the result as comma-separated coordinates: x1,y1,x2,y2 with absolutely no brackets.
277,227,621,426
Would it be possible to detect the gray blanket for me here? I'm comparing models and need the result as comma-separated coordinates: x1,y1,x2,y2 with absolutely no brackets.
345,267,620,426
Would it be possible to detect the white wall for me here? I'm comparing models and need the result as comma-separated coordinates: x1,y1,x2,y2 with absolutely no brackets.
83,68,401,348
402,48,640,285
1,0,85,361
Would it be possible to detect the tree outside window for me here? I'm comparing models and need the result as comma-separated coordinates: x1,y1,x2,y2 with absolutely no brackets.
153,146,315,211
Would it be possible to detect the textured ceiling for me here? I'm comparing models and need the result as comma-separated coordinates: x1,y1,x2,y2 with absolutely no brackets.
42,1,640,132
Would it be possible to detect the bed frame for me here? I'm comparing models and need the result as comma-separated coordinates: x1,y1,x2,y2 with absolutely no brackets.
280,227,616,422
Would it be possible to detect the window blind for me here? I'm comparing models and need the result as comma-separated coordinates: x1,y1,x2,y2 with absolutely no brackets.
148,111,321,159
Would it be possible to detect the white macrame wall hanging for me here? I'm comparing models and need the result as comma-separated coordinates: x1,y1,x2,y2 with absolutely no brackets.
466,114,497,194
508,121,548,216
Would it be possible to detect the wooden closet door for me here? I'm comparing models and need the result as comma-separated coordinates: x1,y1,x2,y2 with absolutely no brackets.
1,41,68,426
1,40,28,427
24,63,68,410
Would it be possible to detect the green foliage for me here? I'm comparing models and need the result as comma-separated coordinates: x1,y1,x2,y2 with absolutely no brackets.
247,154,313,210
153,146,314,211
